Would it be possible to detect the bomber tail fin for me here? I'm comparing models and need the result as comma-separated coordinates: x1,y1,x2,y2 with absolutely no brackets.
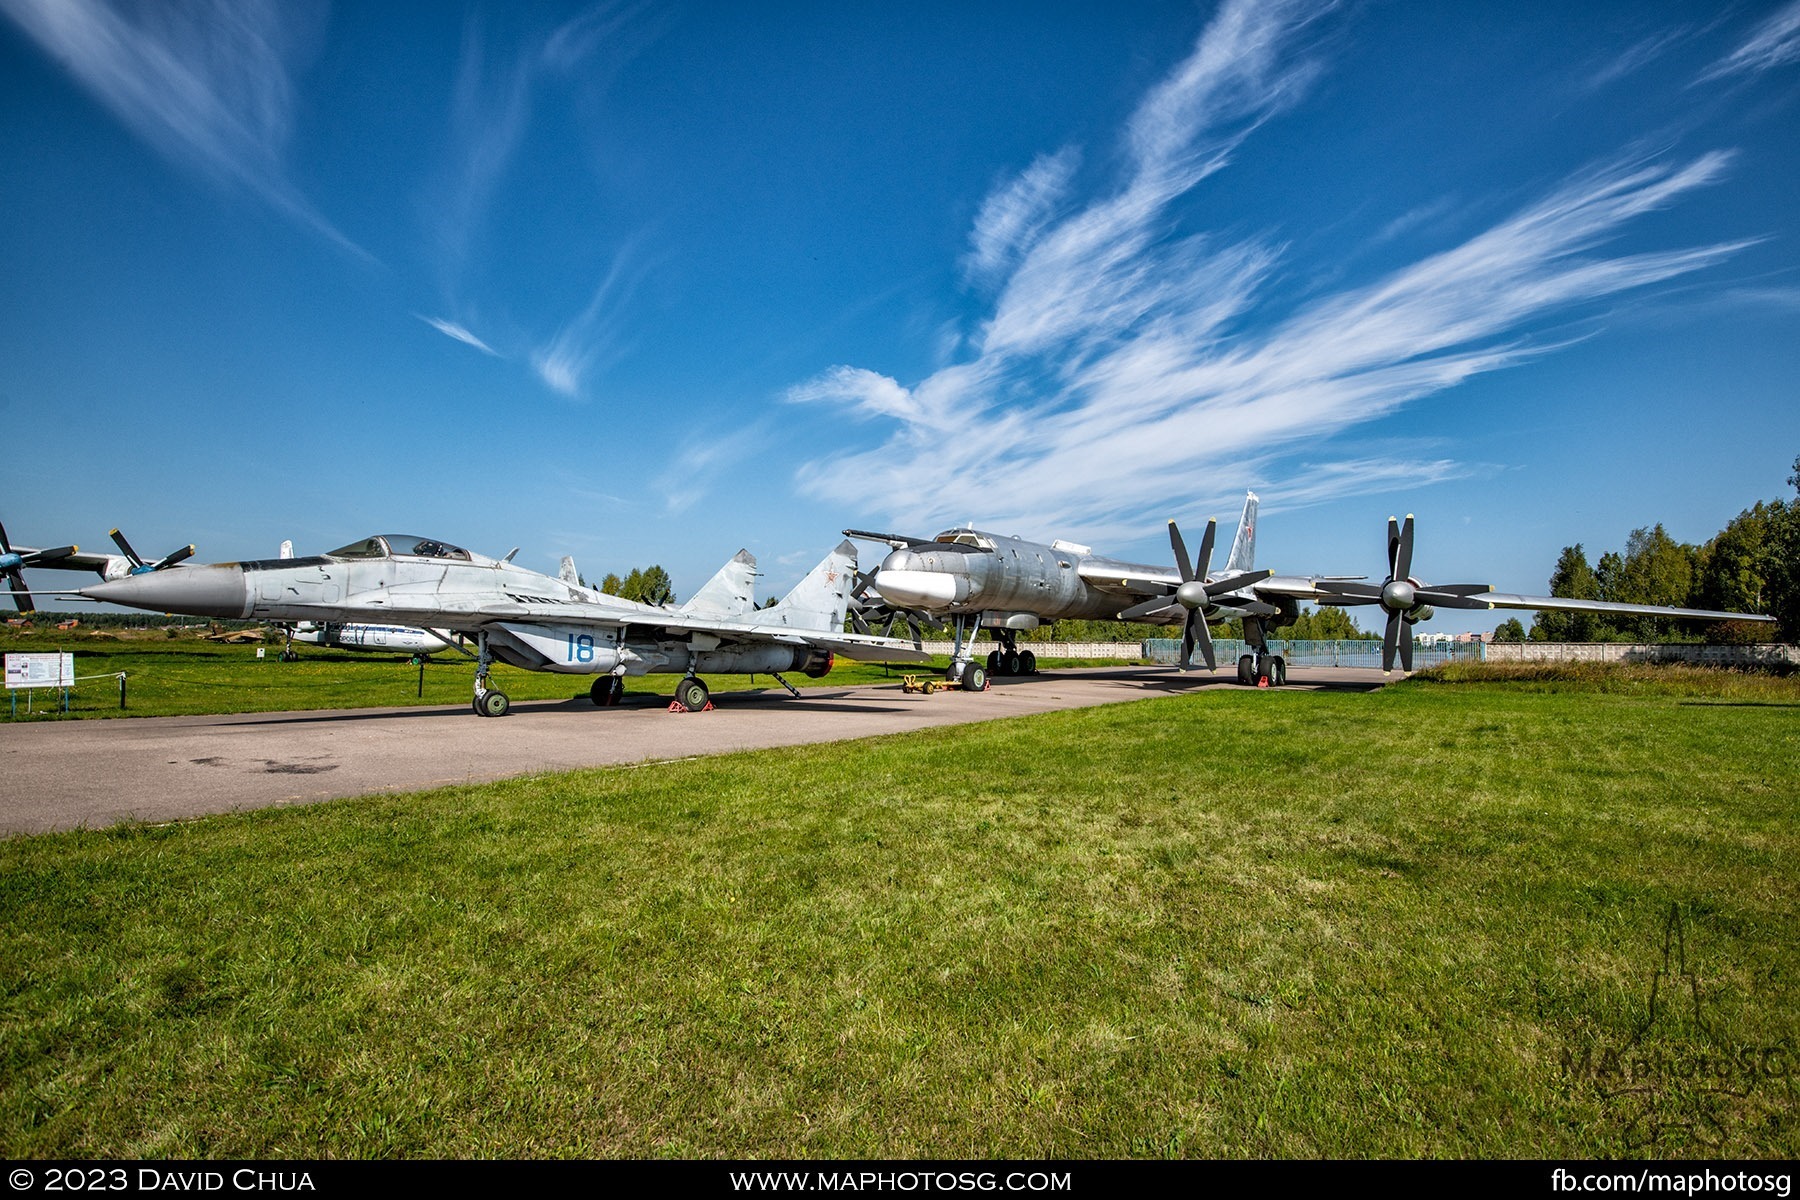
1224,491,1258,574
679,549,758,617
760,540,856,632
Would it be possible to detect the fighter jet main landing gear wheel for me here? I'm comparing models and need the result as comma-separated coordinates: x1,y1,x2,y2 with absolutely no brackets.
1018,649,1036,674
475,689,511,717
674,676,711,712
1237,654,1254,685
279,648,298,662
591,675,624,707
962,664,988,692
1269,656,1287,686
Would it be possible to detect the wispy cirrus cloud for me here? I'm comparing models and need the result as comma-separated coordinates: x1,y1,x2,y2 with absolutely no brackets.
1698,0,1800,82
786,0,1748,545
0,0,360,256
416,315,498,356
424,1,664,398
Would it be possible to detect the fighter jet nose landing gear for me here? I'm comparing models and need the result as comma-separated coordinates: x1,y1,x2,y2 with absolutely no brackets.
472,629,511,717
590,674,625,707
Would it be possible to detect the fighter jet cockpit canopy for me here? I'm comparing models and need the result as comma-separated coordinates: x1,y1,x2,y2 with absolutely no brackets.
325,535,472,562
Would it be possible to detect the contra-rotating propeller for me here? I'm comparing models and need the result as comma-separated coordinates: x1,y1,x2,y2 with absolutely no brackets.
1313,514,1492,673
110,527,196,574
1117,519,1272,670
0,518,78,614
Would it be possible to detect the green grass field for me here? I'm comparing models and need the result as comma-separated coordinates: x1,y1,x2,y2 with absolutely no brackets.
2,655,1796,1159
0,628,1120,719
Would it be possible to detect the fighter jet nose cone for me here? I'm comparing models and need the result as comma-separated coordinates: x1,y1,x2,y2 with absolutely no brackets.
873,569,965,608
81,564,250,618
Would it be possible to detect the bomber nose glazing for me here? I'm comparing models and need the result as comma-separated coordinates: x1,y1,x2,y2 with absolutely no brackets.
872,547,971,609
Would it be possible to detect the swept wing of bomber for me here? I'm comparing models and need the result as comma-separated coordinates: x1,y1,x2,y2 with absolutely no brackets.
80,532,928,715
849,493,1776,689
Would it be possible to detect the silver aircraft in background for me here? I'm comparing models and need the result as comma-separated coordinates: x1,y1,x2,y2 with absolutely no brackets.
80,533,925,714
2,519,194,612
851,493,1776,688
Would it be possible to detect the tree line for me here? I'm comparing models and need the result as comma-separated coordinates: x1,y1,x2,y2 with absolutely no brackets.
1530,453,1799,643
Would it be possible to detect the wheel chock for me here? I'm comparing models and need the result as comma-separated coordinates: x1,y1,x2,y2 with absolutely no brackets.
1257,676,1269,688
666,700,717,714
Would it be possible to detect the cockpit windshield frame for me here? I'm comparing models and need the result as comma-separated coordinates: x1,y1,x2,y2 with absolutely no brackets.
326,535,472,561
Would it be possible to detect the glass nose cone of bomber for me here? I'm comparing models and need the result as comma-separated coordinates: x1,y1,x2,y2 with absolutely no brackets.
80,565,250,618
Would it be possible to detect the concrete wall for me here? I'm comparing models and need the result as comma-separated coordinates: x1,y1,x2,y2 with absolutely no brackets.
1482,642,1798,666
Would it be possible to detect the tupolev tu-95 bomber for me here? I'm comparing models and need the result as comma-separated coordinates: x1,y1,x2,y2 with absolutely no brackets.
851,493,1775,688
80,533,928,715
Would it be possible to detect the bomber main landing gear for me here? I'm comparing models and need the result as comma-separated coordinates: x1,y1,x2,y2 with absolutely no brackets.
983,630,1037,677
1235,652,1287,686
472,630,511,717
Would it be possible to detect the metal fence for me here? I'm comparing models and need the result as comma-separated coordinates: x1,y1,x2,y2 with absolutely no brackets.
1139,638,1485,668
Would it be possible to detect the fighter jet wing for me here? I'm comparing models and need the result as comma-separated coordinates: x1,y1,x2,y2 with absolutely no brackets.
345,593,933,662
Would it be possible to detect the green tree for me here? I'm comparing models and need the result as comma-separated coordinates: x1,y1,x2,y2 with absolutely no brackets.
1609,524,1698,642
600,572,623,596
1693,500,1783,615
1284,605,1375,640
1532,544,1604,641
1492,617,1526,642
1768,454,1800,642
618,565,675,606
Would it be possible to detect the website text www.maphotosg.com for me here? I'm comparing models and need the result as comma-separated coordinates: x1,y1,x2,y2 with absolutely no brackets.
1551,1169,1791,1196
730,1171,1073,1193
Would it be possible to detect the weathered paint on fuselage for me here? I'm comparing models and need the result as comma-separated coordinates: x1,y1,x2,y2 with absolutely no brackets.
878,532,1183,626
89,541,839,679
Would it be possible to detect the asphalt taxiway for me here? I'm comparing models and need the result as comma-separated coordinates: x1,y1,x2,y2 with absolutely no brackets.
1,666,1388,835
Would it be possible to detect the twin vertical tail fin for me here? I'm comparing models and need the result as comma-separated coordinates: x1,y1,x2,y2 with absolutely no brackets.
1224,491,1258,574
760,540,857,631
679,549,758,617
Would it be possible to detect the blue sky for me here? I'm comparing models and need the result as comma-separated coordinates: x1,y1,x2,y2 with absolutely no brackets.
3,0,1797,631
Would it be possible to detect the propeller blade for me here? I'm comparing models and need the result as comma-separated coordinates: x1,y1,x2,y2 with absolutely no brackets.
1399,626,1414,672
1179,615,1194,669
0,518,12,555
1186,610,1216,670
1412,590,1491,611
1204,568,1272,597
5,568,34,615
1393,514,1415,583
156,544,197,570
1194,519,1216,583
110,528,145,568
25,545,78,565
1382,611,1402,673
1169,521,1193,583
1118,594,1178,621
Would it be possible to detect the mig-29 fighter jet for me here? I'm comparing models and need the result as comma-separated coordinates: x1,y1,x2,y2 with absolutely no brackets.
80,533,927,715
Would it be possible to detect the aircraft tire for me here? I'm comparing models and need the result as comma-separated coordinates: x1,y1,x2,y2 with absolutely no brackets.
962,664,988,692
1002,649,1020,675
1270,656,1287,686
591,675,623,706
476,689,511,717
1019,649,1036,674
986,650,1001,674
676,676,710,712
1237,655,1255,685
